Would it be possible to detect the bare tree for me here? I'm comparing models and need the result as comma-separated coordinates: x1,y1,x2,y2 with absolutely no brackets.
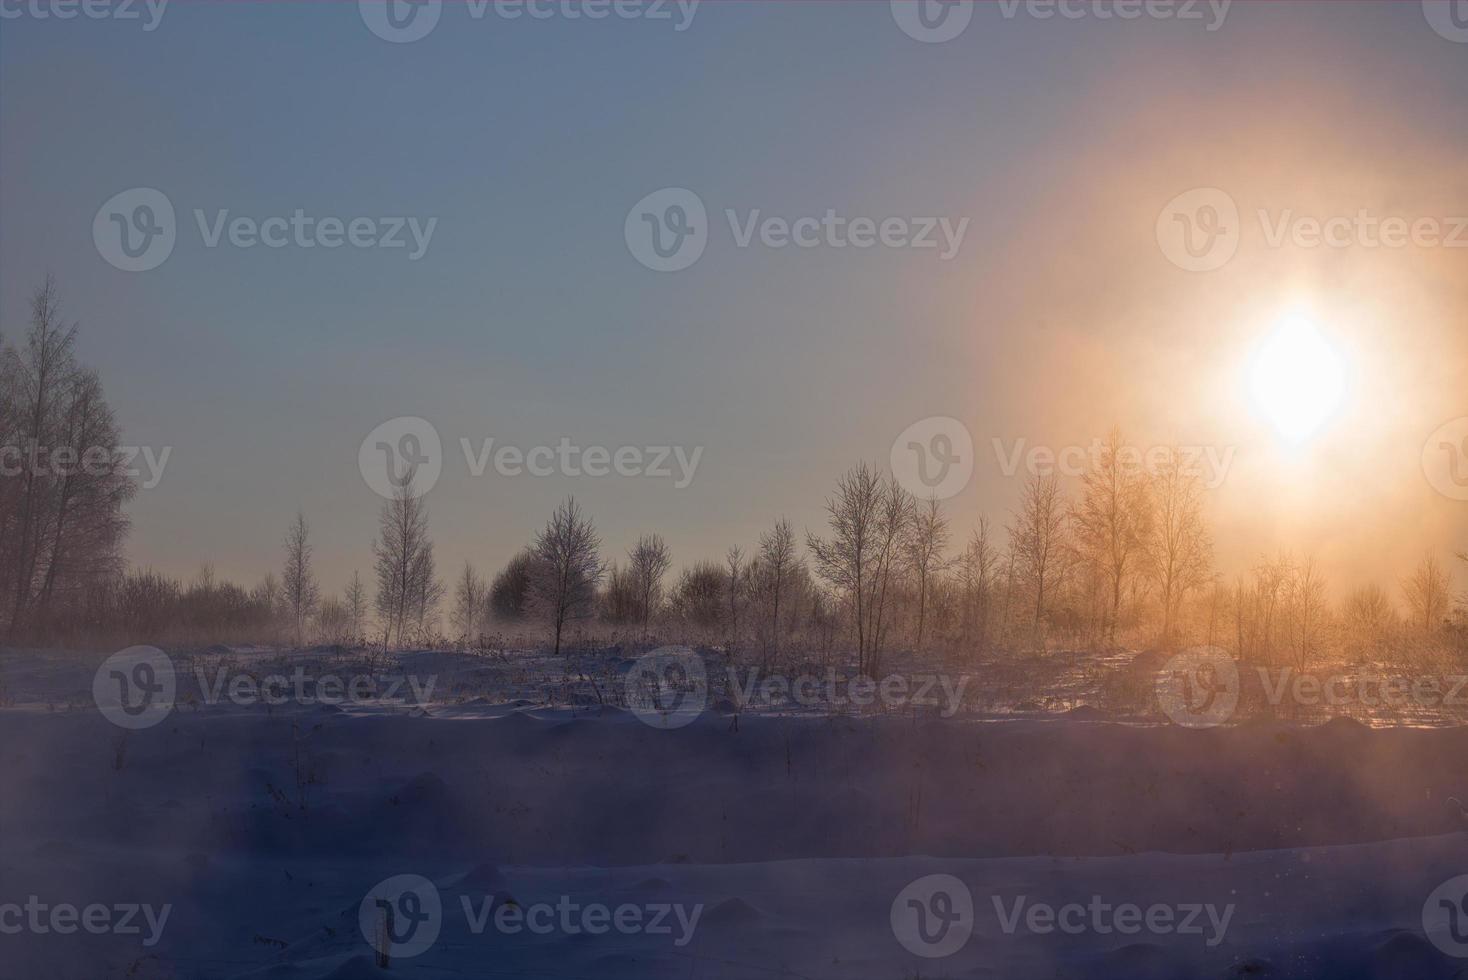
345,570,367,642
600,562,640,624
1071,428,1151,647
867,478,914,674
725,546,745,651
627,533,672,639
318,596,349,643
451,563,485,647
254,571,281,638
1402,553,1453,635
753,517,801,664
282,511,319,647
905,497,950,652
529,497,603,657
673,560,726,635
489,549,534,621
1,278,133,640
1342,582,1397,660
1008,472,1068,645
372,481,437,648
408,536,444,642
807,463,885,674
1283,556,1328,670
1146,449,1213,649
957,516,998,653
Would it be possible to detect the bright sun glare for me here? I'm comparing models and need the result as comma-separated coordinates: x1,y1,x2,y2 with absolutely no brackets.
1249,312,1346,444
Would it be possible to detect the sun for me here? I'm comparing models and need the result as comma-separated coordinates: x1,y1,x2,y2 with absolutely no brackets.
1248,312,1346,443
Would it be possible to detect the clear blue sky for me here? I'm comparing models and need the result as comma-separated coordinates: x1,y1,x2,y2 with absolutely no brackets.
3,1,1466,593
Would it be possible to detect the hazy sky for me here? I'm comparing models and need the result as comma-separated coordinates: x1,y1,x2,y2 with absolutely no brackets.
3,0,1466,596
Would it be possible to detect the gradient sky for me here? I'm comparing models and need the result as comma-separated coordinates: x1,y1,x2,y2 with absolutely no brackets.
3,0,1466,597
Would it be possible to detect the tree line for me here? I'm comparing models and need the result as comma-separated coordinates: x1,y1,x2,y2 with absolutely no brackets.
46,447,1468,673
3,280,1464,666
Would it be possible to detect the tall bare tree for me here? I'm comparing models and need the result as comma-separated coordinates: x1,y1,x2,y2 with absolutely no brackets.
1008,471,1068,644
345,570,367,641
1402,553,1453,634
753,517,801,664
807,463,885,674
627,533,672,639
1071,428,1151,646
1283,555,1328,670
372,480,438,648
490,549,534,621
1,278,133,639
724,546,745,651
905,497,950,651
282,511,319,647
451,562,485,646
1146,449,1213,648
957,516,998,653
867,479,914,673
529,497,603,657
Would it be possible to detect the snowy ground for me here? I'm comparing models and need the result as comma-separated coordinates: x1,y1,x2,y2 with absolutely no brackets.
6,646,1468,979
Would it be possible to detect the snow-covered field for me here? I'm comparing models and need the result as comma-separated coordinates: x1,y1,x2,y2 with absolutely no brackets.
6,646,1468,979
